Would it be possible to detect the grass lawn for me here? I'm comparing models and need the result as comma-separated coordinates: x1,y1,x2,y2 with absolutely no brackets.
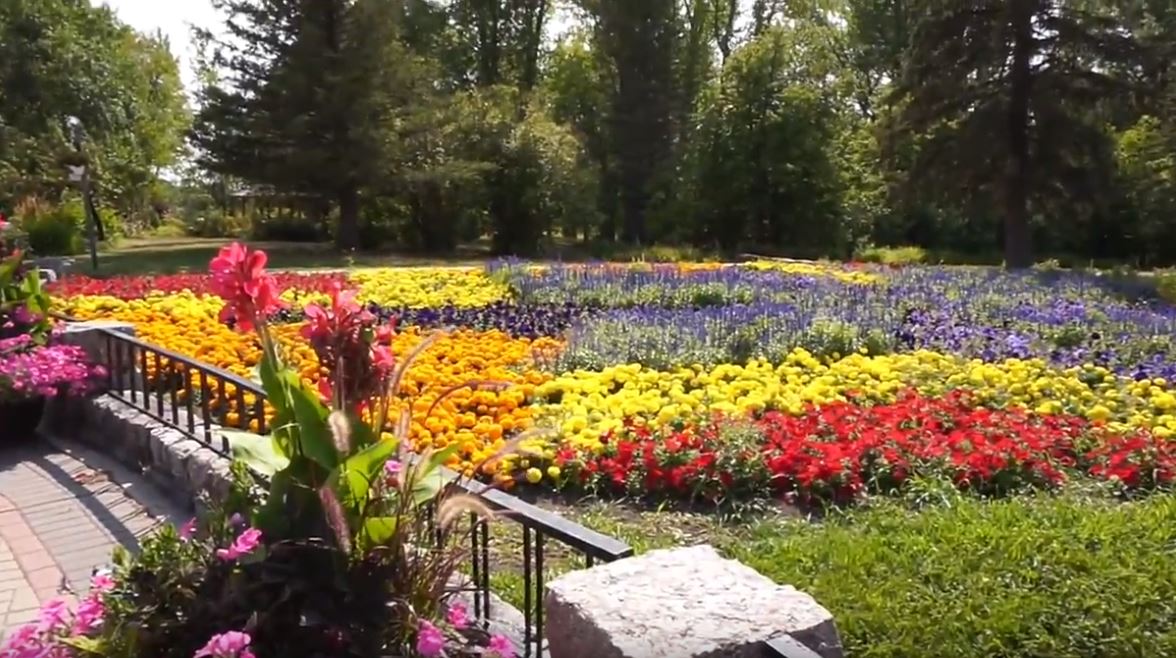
79,237,492,275
487,492,1176,658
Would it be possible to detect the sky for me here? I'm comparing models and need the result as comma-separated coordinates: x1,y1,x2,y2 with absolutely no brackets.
91,0,220,91
91,0,581,94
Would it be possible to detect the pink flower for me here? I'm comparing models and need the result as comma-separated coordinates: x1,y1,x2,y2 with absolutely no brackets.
216,527,263,561
209,243,282,332
487,634,515,658
194,630,255,658
72,595,105,634
445,601,469,630
385,459,403,486
90,571,116,592
36,598,70,632
415,620,446,657
179,517,198,541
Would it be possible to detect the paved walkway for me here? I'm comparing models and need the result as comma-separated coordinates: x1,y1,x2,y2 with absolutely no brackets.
0,438,188,632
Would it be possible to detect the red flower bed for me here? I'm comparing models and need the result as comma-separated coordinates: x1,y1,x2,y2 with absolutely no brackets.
562,390,1176,505
50,272,347,300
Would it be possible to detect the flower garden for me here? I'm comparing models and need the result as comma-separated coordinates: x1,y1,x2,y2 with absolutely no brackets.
5,247,1176,657
51,258,1176,504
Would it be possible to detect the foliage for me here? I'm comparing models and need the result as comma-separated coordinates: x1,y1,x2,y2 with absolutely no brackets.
21,198,84,255
889,0,1140,268
729,494,1176,658
0,248,51,341
0,0,188,221
854,245,928,265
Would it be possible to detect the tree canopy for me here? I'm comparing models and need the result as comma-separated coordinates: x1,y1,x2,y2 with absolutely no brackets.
6,0,1175,265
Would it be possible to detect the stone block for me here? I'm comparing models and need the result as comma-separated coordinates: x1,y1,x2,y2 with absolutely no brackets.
544,545,843,658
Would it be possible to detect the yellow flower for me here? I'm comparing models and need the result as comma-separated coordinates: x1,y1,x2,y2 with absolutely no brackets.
525,467,543,484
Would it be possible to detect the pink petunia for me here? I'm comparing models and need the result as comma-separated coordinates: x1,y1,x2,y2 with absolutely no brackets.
179,517,198,541
194,630,254,658
415,620,446,657
487,634,516,658
445,601,469,630
216,527,263,561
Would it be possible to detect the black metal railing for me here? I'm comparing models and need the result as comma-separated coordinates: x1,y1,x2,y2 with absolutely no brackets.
96,327,268,455
87,325,633,657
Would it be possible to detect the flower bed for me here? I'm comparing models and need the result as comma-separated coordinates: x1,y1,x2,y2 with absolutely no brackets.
50,257,1176,501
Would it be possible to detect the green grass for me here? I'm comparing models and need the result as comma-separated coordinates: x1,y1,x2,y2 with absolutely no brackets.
490,493,1176,658
76,237,492,276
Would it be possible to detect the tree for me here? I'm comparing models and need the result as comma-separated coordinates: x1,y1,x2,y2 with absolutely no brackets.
0,0,187,217
584,0,679,244
892,0,1139,268
448,0,551,92
689,25,846,253
192,0,408,250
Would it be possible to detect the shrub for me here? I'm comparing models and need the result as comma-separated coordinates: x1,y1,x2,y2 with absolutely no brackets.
728,495,1176,658
188,209,250,238
23,200,84,255
250,215,325,242
854,245,927,266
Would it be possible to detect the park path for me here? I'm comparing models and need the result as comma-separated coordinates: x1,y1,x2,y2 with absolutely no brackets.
0,437,189,633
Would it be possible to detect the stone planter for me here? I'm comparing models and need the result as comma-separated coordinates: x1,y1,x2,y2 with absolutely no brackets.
0,396,46,440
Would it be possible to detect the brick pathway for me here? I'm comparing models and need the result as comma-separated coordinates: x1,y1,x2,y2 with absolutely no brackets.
0,437,189,633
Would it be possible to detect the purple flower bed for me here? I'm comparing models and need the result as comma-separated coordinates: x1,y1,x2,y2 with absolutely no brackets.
272,302,593,339
503,263,1176,378
0,335,107,401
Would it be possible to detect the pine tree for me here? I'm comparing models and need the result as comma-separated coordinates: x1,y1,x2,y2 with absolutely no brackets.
892,0,1139,268
192,0,406,250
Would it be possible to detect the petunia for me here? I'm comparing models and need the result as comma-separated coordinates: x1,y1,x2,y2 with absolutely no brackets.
445,601,469,630
216,527,263,561
194,630,255,658
415,620,446,657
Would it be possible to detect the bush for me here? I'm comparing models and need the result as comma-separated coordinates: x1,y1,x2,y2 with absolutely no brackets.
854,245,928,266
187,209,249,238
250,215,326,242
728,494,1176,658
24,200,84,255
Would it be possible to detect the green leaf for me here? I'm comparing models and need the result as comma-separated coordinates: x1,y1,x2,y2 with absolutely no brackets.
410,444,461,504
269,367,337,469
226,429,290,476
61,636,105,653
258,353,291,417
336,437,398,507
360,516,399,548
255,471,292,537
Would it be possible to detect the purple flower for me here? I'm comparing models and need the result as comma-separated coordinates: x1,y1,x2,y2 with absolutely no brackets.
0,340,106,402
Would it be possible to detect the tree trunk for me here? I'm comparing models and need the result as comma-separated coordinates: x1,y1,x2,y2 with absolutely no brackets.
336,186,360,251
1004,0,1034,269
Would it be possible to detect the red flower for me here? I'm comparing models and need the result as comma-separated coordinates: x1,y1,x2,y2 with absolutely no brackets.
209,243,282,331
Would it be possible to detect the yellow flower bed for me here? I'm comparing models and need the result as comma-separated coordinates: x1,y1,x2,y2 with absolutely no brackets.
534,349,1176,451
350,268,511,308
743,260,882,285
60,291,556,477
